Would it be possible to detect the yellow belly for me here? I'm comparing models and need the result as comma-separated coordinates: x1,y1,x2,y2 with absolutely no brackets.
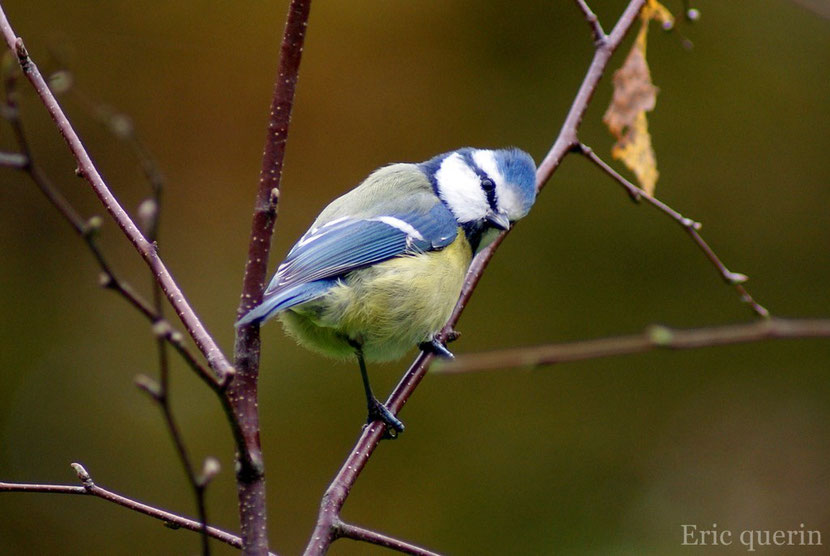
279,231,471,362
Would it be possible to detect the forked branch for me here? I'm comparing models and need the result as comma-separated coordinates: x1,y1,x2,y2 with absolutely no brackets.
0,6,235,384
0,464,275,554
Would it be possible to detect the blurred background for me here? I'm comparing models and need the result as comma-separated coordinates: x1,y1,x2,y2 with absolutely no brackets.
0,1,828,554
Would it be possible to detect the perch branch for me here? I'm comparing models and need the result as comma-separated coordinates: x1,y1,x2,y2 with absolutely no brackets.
303,1,648,554
0,464,277,554
435,318,830,375
575,143,769,317
229,0,312,554
0,5,235,384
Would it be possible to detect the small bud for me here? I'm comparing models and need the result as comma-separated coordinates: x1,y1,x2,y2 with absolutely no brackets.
97,272,114,288
725,271,748,285
137,198,158,235
687,8,700,22
70,462,93,487
108,113,134,139
48,70,73,95
198,456,221,486
647,324,674,346
84,216,104,236
661,19,674,31
151,320,171,338
134,373,162,399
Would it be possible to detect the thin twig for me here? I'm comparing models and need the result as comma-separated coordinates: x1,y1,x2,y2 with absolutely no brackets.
575,143,770,318
0,7,235,384
435,318,830,375
303,2,648,554
1,25,238,553
0,65,220,393
0,464,275,554
574,0,606,45
131,136,211,556
229,0,312,553
337,522,443,556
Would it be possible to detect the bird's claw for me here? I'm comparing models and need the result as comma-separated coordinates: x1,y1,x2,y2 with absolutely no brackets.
366,397,405,439
419,338,455,359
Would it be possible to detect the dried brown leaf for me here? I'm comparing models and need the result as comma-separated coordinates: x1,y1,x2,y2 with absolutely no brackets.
602,0,673,195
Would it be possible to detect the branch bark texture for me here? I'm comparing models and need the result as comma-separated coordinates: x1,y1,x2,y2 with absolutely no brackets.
229,1,312,554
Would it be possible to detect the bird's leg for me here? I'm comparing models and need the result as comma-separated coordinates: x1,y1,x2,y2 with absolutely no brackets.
352,343,404,438
419,336,455,359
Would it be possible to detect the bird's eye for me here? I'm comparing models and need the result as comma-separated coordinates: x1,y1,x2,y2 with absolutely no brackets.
481,178,495,192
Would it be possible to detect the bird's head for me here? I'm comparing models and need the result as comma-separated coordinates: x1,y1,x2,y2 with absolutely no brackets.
421,147,537,236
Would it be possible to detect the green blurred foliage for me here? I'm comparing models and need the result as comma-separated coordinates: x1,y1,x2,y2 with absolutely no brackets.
0,1,828,554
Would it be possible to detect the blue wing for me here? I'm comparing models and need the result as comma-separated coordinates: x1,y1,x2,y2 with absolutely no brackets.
236,203,458,326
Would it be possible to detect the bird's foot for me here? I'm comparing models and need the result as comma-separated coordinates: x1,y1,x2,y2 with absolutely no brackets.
366,397,405,439
419,337,455,359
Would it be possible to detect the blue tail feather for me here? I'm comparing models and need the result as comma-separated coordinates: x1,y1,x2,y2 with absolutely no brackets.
235,279,336,327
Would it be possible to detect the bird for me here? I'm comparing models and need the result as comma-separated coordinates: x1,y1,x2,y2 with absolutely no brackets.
236,147,537,437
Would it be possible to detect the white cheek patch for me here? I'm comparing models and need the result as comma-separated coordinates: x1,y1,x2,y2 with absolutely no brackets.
495,184,526,220
472,149,527,221
370,216,424,241
435,153,488,223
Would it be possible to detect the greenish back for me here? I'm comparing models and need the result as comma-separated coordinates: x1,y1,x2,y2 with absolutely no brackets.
313,164,437,226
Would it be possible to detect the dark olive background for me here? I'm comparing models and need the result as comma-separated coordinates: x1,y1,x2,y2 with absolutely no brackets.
0,1,828,554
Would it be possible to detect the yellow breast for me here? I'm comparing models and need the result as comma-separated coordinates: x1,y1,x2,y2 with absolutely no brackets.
279,230,471,362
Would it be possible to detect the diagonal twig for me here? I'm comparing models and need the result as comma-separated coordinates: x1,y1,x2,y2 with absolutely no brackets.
303,2,649,554
575,143,770,317
435,317,830,375
0,63,220,394
0,6,235,384
337,522,442,556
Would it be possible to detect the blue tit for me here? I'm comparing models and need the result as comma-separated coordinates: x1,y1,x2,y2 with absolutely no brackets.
237,147,537,436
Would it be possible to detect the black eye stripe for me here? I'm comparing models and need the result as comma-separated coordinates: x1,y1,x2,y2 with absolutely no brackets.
459,150,498,210
480,176,497,209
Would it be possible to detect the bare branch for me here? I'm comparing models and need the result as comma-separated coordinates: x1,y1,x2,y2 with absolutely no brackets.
337,522,442,556
0,7,235,384
229,0,312,553
574,0,606,45
0,464,272,553
575,143,770,317
435,318,830,375
303,2,648,554
1,65,220,393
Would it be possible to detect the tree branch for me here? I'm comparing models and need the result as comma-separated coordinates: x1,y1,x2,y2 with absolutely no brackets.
337,522,442,556
434,318,830,375
229,0,312,554
575,143,770,317
0,63,221,393
303,2,648,554
0,464,277,554
0,5,235,384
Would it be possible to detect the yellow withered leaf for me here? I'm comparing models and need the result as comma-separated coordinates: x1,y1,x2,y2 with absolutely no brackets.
603,0,673,196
